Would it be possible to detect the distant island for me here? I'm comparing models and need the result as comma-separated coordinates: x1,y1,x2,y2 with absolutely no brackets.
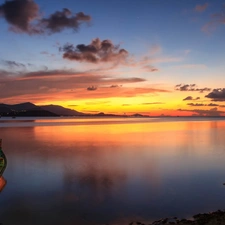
0,102,150,118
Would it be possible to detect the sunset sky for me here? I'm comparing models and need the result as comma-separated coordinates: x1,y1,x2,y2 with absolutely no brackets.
1,0,225,116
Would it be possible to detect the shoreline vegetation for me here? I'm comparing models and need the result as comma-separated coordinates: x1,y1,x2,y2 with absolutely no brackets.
128,210,225,225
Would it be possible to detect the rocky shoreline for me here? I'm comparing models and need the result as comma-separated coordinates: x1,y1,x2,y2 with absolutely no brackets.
128,210,225,225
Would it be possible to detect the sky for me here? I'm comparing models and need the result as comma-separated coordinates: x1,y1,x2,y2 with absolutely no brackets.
1,0,225,116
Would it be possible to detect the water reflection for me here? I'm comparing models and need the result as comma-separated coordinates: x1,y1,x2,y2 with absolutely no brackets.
1,119,225,224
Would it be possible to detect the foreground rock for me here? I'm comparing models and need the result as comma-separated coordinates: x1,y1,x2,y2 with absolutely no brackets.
129,210,225,225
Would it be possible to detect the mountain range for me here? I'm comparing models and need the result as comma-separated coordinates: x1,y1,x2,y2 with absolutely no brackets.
0,102,149,117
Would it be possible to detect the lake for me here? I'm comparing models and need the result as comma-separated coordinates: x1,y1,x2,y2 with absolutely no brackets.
0,117,225,225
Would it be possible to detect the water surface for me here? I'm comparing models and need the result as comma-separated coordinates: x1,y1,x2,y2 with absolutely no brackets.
0,117,225,225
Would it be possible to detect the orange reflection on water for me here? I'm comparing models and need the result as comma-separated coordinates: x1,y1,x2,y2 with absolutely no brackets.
33,121,187,143
30,120,225,192
32,122,164,191
32,120,225,155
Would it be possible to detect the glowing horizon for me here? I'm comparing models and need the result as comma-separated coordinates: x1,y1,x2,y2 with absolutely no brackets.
1,0,225,116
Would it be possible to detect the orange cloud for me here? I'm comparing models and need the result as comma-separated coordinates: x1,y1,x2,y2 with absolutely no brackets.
202,4,225,33
0,68,170,104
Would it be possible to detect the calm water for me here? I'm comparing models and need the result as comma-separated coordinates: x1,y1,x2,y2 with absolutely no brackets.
1,117,225,225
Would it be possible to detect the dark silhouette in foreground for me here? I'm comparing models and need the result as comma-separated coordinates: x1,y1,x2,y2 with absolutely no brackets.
0,139,7,177
129,210,225,225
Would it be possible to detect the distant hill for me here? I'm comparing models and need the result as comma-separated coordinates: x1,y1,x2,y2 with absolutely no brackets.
40,105,85,116
0,104,11,113
0,102,150,117
0,102,38,112
10,102,39,111
0,102,58,117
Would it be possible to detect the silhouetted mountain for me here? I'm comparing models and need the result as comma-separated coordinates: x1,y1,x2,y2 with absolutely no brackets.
0,102,150,117
11,102,38,111
40,105,85,116
0,102,58,117
91,112,127,117
131,113,149,117
0,104,11,113
0,102,38,113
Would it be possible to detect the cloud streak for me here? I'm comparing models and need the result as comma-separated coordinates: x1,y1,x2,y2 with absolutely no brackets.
141,102,164,105
1,60,26,70
202,4,225,33
0,68,171,103
187,103,219,107
178,107,225,117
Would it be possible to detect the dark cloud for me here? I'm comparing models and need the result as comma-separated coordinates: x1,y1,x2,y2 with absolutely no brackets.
110,85,121,88
181,84,191,91
205,88,225,101
87,86,97,91
187,103,219,107
193,88,210,93
40,10,91,34
60,38,129,64
1,60,26,69
0,0,39,34
175,84,196,91
178,107,224,117
183,96,193,101
195,3,208,12
0,0,91,34
183,96,200,101
208,103,219,106
175,84,211,92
